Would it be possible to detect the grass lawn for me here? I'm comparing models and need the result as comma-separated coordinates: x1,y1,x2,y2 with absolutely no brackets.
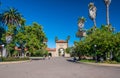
79,59,119,64
79,59,95,63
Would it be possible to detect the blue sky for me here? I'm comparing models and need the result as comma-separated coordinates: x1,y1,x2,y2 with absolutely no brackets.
1,0,120,48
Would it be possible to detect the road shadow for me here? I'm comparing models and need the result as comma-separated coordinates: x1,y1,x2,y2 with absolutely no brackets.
66,58,78,63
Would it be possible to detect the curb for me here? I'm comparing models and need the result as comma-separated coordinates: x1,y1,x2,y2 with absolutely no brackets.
77,61,120,67
0,60,30,65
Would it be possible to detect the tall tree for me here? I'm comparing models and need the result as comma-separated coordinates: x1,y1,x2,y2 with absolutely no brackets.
88,2,97,27
1,7,23,49
14,22,47,56
104,0,111,25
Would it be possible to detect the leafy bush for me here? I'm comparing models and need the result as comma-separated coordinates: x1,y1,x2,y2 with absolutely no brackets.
31,49,48,57
114,57,120,62
74,25,120,62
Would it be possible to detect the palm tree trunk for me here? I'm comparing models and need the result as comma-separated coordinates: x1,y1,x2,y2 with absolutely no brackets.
106,5,110,25
93,18,96,27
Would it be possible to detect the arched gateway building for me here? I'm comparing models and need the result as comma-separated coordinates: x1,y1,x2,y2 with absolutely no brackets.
46,40,70,57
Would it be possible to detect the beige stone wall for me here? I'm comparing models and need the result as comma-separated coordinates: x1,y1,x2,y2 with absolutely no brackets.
48,51,57,57
65,53,70,57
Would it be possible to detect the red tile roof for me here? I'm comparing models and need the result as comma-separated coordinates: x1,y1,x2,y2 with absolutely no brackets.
56,40,67,43
14,46,28,51
46,48,56,51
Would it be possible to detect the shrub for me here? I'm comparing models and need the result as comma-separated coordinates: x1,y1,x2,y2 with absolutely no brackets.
1,57,29,62
31,49,48,57
114,57,120,62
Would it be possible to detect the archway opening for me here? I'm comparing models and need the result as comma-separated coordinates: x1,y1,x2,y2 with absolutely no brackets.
48,53,52,57
58,48,65,57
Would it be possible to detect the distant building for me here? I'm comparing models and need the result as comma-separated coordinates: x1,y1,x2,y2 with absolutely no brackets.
46,40,70,57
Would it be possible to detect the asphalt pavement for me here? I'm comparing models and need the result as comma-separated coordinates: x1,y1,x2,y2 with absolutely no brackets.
0,57,120,78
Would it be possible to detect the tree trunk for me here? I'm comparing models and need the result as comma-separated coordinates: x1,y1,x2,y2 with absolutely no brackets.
78,56,81,60
106,5,110,25
93,18,96,27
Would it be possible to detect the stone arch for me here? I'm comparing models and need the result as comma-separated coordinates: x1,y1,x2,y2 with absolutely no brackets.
25,51,31,57
56,40,69,57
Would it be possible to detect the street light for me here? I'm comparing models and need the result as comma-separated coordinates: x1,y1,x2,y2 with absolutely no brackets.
1,44,4,57
0,44,4,62
94,44,97,63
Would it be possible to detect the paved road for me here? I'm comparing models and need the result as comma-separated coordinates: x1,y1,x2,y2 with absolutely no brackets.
0,57,120,78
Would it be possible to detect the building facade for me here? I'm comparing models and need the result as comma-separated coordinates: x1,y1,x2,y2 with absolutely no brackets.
47,40,70,57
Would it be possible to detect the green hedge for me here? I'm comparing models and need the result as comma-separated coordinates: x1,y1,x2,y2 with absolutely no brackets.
1,57,29,62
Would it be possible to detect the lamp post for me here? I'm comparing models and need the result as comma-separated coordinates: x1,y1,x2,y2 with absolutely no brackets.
0,44,4,62
1,44,4,57
94,44,97,63
6,35,12,57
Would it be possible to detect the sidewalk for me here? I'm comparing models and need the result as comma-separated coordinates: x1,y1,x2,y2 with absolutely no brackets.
0,60,30,65
78,62,120,67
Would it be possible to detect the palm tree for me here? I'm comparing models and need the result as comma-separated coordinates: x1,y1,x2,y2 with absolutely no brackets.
104,0,111,25
1,8,22,57
78,16,86,30
55,36,58,42
1,7,23,38
66,35,70,42
18,18,26,33
76,30,86,40
88,2,97,27
77,17,86,40
0,1,2,27
2,7,22,26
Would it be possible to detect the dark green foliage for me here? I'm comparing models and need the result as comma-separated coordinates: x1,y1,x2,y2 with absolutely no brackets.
0,27,5,44
14,22,47,56
74,25,120,62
